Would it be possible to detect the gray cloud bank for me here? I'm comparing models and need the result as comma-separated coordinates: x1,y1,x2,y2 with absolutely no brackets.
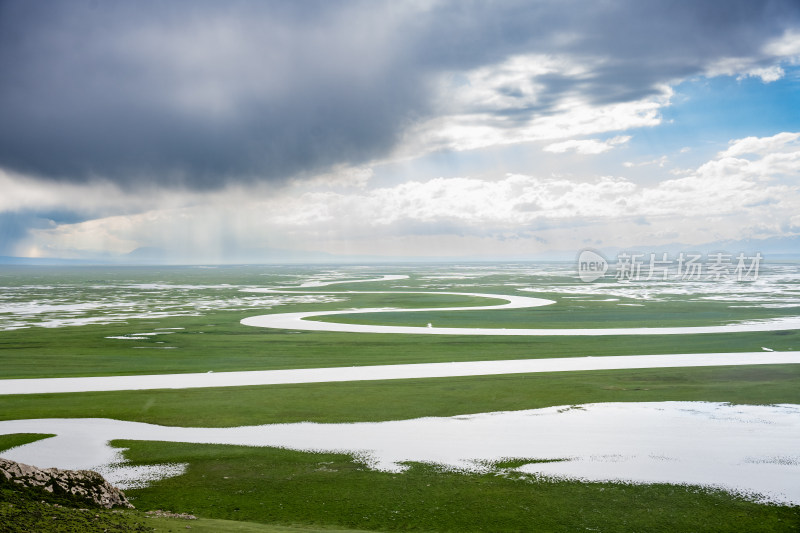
1,0,798,189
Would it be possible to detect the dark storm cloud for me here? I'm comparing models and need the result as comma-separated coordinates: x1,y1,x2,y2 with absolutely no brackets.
0,1,428,188
416,0,800,107
0,0,798,189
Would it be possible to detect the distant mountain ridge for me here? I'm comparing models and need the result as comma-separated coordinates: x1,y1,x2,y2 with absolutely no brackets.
0,235,797,265
0,256,111,266
585,235,800,262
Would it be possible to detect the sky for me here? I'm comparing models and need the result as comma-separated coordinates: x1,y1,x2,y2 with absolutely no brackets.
1,0,800,263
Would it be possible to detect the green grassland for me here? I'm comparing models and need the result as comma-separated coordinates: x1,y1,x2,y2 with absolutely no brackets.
1,264,799,532
1,478,369,533
2,366,800,531
1,366,800,427
1,264,798,379
313,294,800,329
0,433,55,452
115,440,800,533
1,313,797,379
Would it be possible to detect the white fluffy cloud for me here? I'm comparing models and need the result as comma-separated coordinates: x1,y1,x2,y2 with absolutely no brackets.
705,58,786,82
718,132,800,158
544,136,631,154
764,29,800,62
396,53,669,156
704,29,800,83
0,170,130,215
13,132,800,259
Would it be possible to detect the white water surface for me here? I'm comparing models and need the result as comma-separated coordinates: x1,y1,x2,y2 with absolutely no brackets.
1,402,798,504
239,275,800,335
3,352,800,395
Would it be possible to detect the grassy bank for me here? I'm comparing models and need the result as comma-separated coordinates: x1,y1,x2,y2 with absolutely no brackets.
1,365,799,426
1,310,797,379
118,440,800,533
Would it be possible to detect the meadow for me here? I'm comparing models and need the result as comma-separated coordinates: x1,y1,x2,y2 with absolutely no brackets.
1,263,799,532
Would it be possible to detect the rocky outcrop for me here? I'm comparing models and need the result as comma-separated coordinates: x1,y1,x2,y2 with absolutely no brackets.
0,457,133,509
